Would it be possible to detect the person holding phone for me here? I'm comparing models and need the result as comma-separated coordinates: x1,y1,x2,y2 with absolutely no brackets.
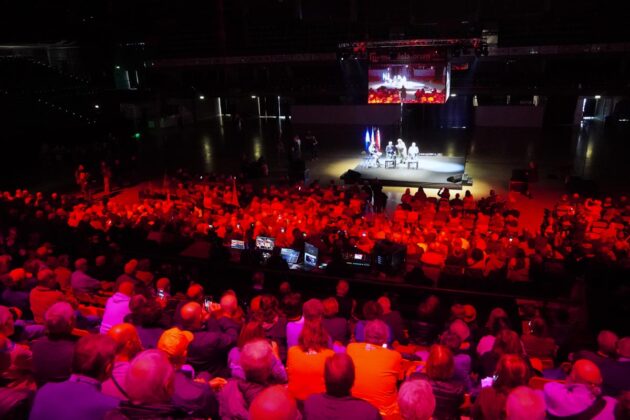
471,354,531,420
180,302,239,377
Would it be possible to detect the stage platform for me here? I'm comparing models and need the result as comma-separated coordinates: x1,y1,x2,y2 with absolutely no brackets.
347,155,467,189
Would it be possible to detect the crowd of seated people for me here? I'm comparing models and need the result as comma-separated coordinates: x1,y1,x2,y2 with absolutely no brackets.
0,176,629,418
394,188,629,292
1,263,629,419
2,176,627,293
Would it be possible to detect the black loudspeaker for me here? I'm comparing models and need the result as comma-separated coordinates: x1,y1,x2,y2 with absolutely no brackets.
447,175,463,183
340,169,362,183
373,240,407,274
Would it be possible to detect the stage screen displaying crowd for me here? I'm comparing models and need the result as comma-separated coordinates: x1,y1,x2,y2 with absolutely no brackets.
368,62,450,104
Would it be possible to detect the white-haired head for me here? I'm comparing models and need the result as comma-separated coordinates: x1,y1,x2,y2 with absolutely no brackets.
506,386,546,420
44,302,76,337
125,349,175,404
398,379,435,420
364,320,389,346
240,339,274,384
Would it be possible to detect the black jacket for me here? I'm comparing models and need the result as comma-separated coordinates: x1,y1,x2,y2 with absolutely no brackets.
186,317,239,377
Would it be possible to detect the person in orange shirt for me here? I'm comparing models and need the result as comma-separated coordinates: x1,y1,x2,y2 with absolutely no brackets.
347,320,402,420
286,317,334,401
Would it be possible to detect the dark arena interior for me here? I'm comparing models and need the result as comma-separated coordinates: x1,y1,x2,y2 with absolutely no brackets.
1,2,629,419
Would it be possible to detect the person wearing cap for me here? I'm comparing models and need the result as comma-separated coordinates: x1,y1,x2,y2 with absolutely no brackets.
543,359,617,419
157,327,219,418
101,323,143,400
180,302,239,377
29,268,64,324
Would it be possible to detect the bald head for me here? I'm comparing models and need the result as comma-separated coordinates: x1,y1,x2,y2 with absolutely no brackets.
186,284,204,300
75,258,88,271
597,330,618,357
249,385,298,420
108,323,142,360
220,294,237,315
336,280,349,297
156,277,170,292
618,337,630,359
571,359,602,388
118,280,134,296
180,302,203,329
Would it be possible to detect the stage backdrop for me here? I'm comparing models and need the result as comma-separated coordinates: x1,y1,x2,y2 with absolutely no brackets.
292,105,401,125
474,105,545,127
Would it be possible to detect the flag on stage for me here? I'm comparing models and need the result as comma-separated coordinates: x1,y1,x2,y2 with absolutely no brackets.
370,127,375,149
364,129,370,151
375,128,381,151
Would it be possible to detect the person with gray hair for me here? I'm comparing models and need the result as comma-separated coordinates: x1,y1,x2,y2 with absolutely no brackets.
347,320,402,418
70,258,102,295
32,302,77,386
398,379,436,420
219,339,275,419
364,318,390,346
30,334,119,420
106,349,186,419
505,386,545,420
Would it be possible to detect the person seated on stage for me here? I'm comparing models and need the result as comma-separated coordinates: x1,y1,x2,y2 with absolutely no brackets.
368,141,381,167
408,142,419,160
396,139,407,163
385,141,396,159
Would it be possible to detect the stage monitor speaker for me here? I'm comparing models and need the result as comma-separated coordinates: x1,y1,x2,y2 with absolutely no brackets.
447,175,463,183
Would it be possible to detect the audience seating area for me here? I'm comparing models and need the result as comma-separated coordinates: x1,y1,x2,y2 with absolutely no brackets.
0,178,628,419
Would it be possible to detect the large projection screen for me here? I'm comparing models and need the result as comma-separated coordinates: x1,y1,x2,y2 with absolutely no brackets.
368,62,450,104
